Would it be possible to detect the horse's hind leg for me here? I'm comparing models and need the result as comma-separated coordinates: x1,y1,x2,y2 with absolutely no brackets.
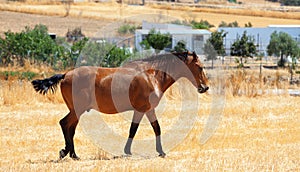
59,111,79,160
124,111,144,155
146,109,166,157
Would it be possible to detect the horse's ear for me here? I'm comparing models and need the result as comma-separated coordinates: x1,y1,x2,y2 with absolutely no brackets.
192,51,198,61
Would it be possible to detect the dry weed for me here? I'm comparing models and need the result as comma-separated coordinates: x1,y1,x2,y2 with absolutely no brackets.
0,80,64,106
0,84,299,171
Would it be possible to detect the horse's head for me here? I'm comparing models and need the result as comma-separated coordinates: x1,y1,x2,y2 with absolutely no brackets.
175,51,209,94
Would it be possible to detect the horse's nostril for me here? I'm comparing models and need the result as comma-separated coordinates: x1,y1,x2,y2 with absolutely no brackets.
198,85,209,93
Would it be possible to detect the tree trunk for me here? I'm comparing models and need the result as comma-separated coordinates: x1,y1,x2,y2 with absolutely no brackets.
290,64,293,84
279,52,284,67
240,57,243,67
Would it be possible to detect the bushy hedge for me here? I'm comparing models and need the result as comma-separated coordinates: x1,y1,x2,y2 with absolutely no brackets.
0,24,132,70
78,41,131,67
0,24,59,66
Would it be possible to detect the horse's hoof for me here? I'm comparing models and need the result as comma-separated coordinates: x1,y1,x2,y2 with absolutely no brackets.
124,149,132,156
158,153,166,158
70,153,80,160
124,153,132,158
123,153,132,157
59,149,67,159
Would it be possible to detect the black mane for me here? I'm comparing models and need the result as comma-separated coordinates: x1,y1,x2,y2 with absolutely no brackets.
123,52,188,67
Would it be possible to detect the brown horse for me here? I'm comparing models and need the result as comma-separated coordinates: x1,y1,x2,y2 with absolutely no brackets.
31,51,209,160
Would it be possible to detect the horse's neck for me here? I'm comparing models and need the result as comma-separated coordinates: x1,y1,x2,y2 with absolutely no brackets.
133,56,185,93
155,70,176,93
155,62,180,92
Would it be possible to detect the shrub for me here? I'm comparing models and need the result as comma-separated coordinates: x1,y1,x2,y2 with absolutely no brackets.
219,21,239,27
77,41,131,68
0,24,60,66
140,29,171,53
191,19,215,29
173,40,187,53
118,24,138,35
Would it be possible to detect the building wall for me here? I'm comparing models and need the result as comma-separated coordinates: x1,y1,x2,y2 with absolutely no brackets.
172,34,193,49
135,21,211,54
135,32,209,54
219,26,300,56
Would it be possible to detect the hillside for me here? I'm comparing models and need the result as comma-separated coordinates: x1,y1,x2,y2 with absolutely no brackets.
0,2,299,37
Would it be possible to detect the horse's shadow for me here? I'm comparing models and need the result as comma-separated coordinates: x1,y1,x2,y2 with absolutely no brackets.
25,154,156,164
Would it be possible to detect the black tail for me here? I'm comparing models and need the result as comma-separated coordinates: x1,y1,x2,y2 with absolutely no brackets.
31,74,65,95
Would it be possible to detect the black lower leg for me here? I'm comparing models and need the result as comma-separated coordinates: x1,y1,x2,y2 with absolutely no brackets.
59,117,70,159
150,120,165,157
69,122,79,160
150,120,161,136
124,122,140,155
129,122,139,138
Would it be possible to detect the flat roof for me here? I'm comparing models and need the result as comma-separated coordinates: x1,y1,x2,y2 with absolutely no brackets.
268,25,300,28
136,29,211,35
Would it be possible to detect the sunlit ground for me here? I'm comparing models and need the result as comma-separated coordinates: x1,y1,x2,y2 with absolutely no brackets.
0,79,299,171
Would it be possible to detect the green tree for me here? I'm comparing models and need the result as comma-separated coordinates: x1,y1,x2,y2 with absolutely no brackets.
173,40,187,53
191,19,215,30
204,30,227,68
267,31,300,67
77,41,131,68
0,24,59,66
230,31,257,67
102,46,131,67
140,29,171,53
60,37,89,69
281,0,300,6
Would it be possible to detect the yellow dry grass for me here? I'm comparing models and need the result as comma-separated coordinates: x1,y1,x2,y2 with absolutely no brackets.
0,2,299,31
0,69,299,171
149,3,300,20
0,2,299,170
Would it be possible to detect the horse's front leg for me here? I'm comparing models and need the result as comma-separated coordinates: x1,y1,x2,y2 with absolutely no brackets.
146,109,166,157
124,111,144,155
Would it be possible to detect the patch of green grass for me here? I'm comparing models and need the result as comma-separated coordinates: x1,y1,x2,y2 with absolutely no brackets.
19,71,37,80
0,71,38,80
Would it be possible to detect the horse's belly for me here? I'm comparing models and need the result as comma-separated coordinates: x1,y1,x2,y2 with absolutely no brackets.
95,87,134,114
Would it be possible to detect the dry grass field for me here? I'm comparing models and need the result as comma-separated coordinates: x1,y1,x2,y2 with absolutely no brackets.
0,1,300,171
0,2,299,37
0,68,299,171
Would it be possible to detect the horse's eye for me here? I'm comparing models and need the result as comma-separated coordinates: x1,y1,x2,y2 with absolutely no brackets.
199,67,203,72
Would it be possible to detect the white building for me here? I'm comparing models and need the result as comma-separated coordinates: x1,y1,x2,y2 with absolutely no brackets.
218,25,300,56
135,21,211,55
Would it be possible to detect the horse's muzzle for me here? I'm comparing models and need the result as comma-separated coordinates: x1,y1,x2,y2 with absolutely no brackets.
198,84,209,93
